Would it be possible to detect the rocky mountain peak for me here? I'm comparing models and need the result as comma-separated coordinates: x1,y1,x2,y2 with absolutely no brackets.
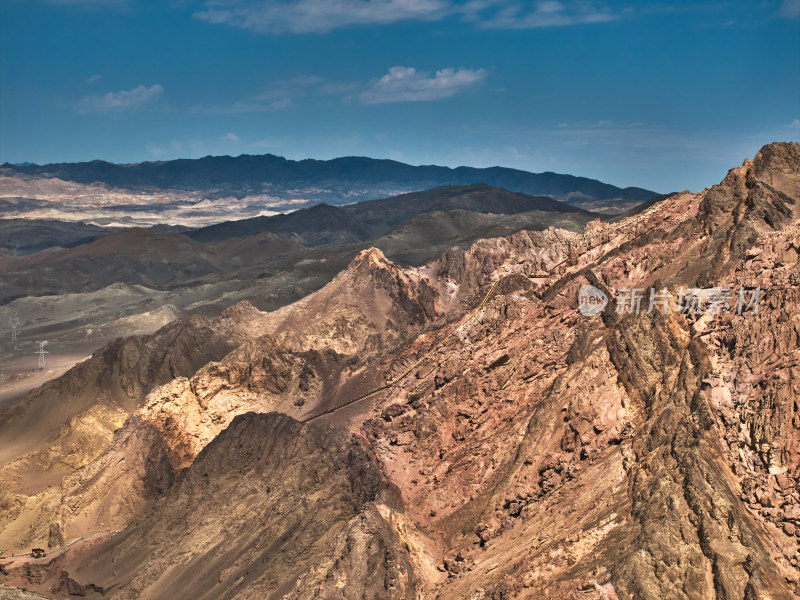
350,246,393,271
2,144,800,599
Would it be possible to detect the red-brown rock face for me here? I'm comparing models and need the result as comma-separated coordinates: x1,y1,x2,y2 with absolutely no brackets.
1,142,799,600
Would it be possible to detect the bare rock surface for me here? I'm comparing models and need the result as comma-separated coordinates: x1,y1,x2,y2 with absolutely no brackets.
1,142,799,599
23,413,416,600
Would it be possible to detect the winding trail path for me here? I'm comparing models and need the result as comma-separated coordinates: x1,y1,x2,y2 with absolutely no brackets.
302,278,500,423
3,529,120,562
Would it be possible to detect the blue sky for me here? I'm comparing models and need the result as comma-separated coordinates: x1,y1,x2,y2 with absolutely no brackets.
1,0,798,192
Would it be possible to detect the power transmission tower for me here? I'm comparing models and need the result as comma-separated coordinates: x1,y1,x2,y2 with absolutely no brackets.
35,341,48,371
9,317,20,343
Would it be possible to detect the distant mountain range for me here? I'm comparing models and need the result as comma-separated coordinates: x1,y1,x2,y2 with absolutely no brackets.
188,182,589,244
1,153,659,213
0,183,599,305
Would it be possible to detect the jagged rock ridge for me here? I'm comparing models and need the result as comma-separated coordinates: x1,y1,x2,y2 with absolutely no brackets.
0,142,798,600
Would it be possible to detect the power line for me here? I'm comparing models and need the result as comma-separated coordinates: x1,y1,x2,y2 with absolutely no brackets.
35,341,48,371
9,317,20,343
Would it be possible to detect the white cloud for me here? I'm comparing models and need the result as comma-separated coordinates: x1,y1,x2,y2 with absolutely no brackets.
779,0,800,18
480,0,618,28
787,119,800,129
194,0,618,33
79,84,164,113
225,132,240,142
359,66,486,104
194,66,484,109
86,74,102,84
194,0,450,34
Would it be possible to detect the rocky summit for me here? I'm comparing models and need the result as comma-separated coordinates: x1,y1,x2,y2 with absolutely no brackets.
1,142,799,599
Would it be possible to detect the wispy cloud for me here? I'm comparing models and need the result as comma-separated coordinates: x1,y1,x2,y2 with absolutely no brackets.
147,139,183,158
546,120,715,154
78,84,164,113
191,75,360,114
190,67,484,112
779,0,800,18
42,0,129,7
193,0,619,33
195,97,292,115
86,74,102,84
479,1,618,28
359,66,486,104
194,0,450,34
